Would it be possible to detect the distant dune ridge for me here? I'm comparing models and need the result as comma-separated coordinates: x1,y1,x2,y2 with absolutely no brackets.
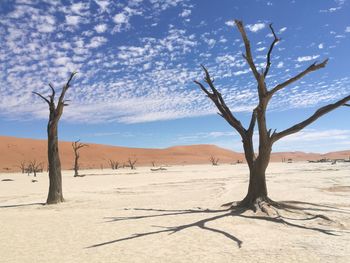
0,136,349,172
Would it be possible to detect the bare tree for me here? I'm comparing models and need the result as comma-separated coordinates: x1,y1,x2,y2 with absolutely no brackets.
109,159,120,170
27,160,43,177
72,140,88,177
127,157,137,170
210,156,219,166
18,161,26,174
194,20,350,213
33,72,77,204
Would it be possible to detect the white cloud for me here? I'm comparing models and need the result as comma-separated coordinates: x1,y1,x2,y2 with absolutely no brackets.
66,15,80,26
225,20,235,27
86,36,107,48
112,7,143,33
94,24,107,33
274,129,350,152
246,23,265,33
114,13,127,24
318,43,324,49
256,47,266,52
296,55,320,62
94,0,110,11
276,62,284,68
279,27,287,33
233,69,250,76
179,9,191,17
345,26,350,33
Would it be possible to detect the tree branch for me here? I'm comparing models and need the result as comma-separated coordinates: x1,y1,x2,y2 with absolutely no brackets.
235,20,260,82
58,72,77,106
268,59,328,97
194,66,246,138
32,92,50,105
272,95,350,142
247,108,257,135
264,23,280,78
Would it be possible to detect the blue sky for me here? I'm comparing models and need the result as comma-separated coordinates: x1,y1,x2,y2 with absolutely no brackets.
0,0,349,153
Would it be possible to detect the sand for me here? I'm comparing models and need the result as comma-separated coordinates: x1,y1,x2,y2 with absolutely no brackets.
1,136,349,173
1,162,350,263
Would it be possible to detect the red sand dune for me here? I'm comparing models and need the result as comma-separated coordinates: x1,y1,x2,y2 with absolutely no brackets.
0,136,349,172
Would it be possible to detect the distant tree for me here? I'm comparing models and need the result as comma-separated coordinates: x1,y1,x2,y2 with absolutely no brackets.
27,160,43,177
194,20,350,213
210,156,219,166
33,72,77,204
109,159,120,170
18,161,26,174
127,157,137,170
72,140,88,177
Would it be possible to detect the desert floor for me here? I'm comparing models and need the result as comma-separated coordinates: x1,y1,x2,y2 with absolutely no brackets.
0,162,350,263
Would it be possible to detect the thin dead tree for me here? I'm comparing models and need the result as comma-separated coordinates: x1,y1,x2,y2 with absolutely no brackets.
18,161,26,174
33,72,77,204
27,160,44,177
210,156,219,166
72,140,88,177
109,160,120,170
127,157,137,170
194,20,350,213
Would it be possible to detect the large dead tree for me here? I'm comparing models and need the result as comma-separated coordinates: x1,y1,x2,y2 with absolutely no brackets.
33,72,77,204
72,140,88,177
195,20,350,213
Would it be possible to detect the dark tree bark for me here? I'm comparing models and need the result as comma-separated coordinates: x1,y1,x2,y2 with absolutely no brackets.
33,72,77,204
194,20,350,212
72,140,88,177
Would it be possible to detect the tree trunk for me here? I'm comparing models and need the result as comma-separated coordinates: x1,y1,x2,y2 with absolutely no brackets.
46,122,64,204
74,155,79,177
239,147,271,208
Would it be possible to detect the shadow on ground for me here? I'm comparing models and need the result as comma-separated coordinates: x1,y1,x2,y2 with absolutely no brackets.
87,201,350,249
0,202,45,208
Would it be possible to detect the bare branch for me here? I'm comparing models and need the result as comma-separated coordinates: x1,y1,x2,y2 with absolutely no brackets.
32,92,50,104
235,20,260,81
193,80,211,97
58,72,77,106
264,23,280,77
48,83,56,102
272,95,350,142
194,66,246,138
72,140,88,150
344,104,350,107
269,59,328,97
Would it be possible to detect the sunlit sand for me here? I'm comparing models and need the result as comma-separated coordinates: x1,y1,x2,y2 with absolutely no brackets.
1,162,349,263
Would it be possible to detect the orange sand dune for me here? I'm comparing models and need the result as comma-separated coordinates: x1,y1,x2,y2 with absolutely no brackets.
0,136,349,172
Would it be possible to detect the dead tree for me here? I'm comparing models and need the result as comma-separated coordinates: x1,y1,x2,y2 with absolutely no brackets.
194,20,350,213
27,160,43,177
33,72,77,204
127,157,137,170
72,140,88,177
109,160,120,170
210,156,219,166
18,161,26,174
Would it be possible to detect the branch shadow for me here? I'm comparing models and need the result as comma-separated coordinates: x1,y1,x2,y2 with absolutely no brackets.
0,202,45,208
87,201,348,249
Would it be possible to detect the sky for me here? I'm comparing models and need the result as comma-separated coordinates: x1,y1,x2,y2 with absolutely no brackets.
0,0,349,153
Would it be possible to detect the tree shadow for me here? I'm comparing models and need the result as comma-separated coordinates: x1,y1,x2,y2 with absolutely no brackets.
87,201,349,249
0,202,45,208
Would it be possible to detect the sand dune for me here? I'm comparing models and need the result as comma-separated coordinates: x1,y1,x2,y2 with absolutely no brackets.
0,136,349,172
